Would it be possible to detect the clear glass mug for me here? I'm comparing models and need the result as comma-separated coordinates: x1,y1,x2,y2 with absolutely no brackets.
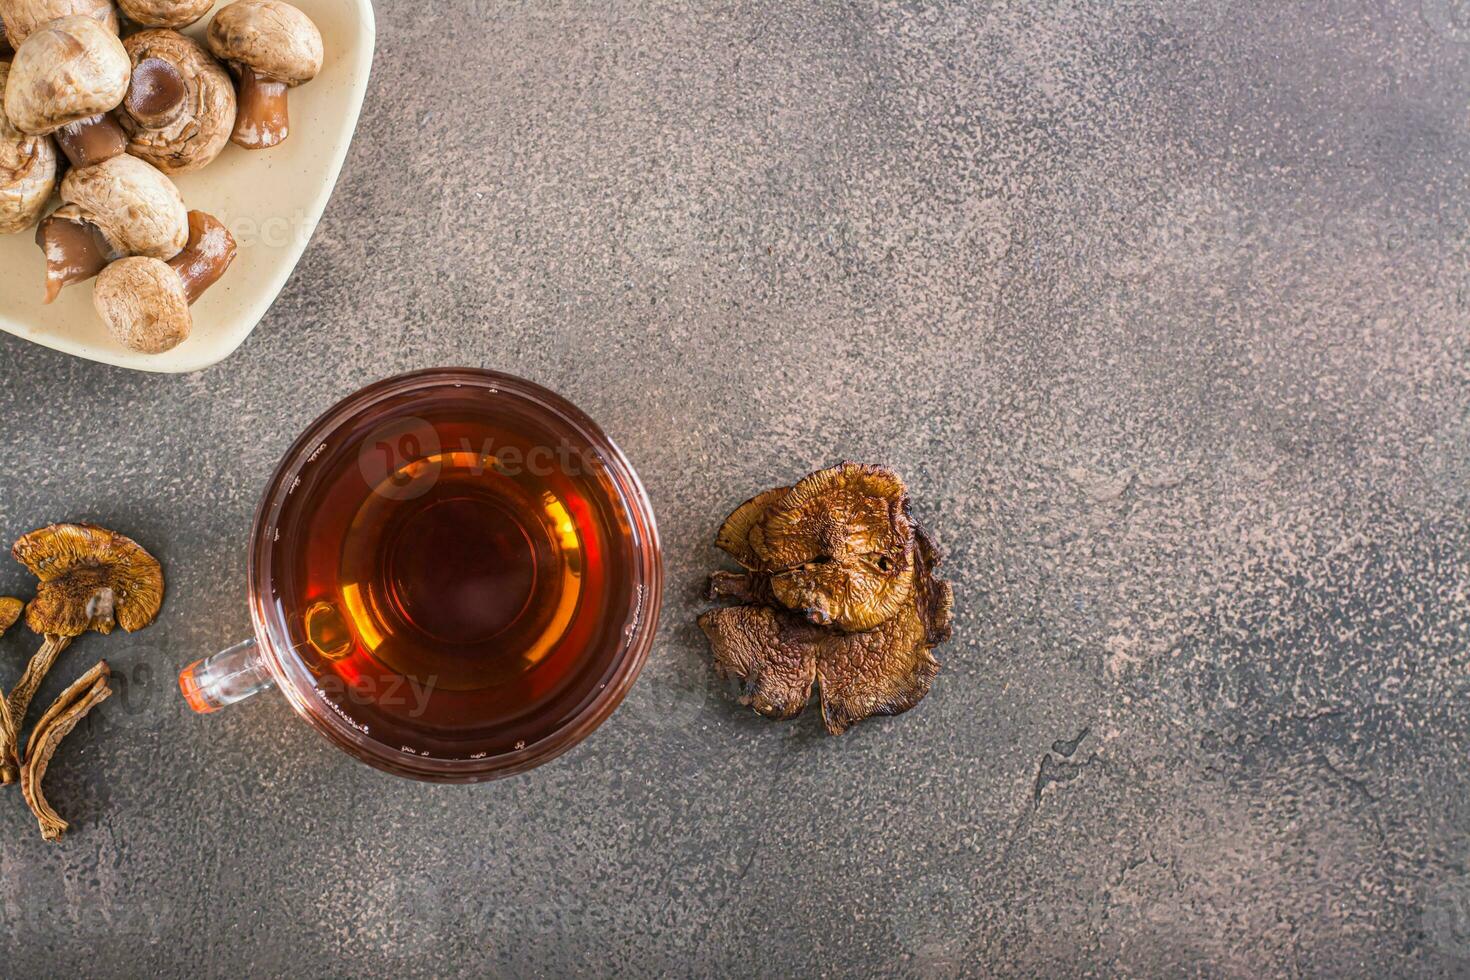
177,368,663,782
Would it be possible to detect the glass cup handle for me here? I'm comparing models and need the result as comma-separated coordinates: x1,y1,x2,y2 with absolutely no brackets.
178,638,276,713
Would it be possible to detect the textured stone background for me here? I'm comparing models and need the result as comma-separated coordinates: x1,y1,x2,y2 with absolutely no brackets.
3,0,1470,976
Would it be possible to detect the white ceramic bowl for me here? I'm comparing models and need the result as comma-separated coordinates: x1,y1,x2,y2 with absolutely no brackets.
0,0,375,373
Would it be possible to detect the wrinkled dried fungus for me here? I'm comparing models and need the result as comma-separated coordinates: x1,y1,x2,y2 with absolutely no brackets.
20,660,110,842
0,597,21,635
699,462,954,734
1,524,162,783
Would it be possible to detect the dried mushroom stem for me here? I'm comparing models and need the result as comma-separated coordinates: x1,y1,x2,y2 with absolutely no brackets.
0,634,73,783
705,570,765,604
21,660,111,842
0,598,24,782
36,208,120,304
52,113,128,169
232,66,290,149
124,57,188,130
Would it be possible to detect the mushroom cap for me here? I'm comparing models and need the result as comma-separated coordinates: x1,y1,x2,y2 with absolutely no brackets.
61,152,188,258
12,523,164,638
117,0,213,30
93,255,190,353
0,597,22,635
3,15,129,135
118,29,236,174
0,61,57,233
0,0,117,48
207,0,322,85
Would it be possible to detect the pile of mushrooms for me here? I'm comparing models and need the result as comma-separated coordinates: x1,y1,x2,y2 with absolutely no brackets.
0,0,324,355
0,523,164,842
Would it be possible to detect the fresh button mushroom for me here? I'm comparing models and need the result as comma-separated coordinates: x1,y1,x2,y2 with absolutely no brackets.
207,0,322,150
94,209,236,353
117,0,211,28
35,151,187,302
0,0,117,48
3,14,129,168
0,61,57,234
117,29,235,174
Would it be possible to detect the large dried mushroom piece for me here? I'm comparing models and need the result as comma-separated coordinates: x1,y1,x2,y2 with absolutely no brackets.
0,523,163,782
699,463,953,734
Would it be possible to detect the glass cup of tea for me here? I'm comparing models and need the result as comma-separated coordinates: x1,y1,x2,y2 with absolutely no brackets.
177,368,662,782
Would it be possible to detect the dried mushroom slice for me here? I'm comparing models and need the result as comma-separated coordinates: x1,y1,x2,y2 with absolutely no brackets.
735,463,918,632
698,605,821,719
700,463,954,734
20,660,110,842
0,524,163,781
714,486,789,568
814,537,952,735
699,587,947,736
0,597,21,635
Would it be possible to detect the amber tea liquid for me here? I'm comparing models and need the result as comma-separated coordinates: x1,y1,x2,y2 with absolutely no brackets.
261,383,643,762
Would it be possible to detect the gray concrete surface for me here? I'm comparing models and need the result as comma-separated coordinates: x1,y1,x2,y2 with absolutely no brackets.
2,0,1470,975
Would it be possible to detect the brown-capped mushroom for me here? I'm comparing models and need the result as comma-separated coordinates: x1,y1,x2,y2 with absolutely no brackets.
0,597,21,635
94,209,236,353
0,0,117,48
4,14,129,168
0,523,163,783
0,61,57,234
117,29,235,174
116,0,210,29
207,0,322,150
35,151,187,301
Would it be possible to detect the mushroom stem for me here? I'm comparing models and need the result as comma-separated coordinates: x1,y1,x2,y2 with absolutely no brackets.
231,66,290,149
0,696,13,783
53,113,129,169
125,57,189,130
36,208,119,303
706,571,769,604
168,210,237,303
0,634,73,783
